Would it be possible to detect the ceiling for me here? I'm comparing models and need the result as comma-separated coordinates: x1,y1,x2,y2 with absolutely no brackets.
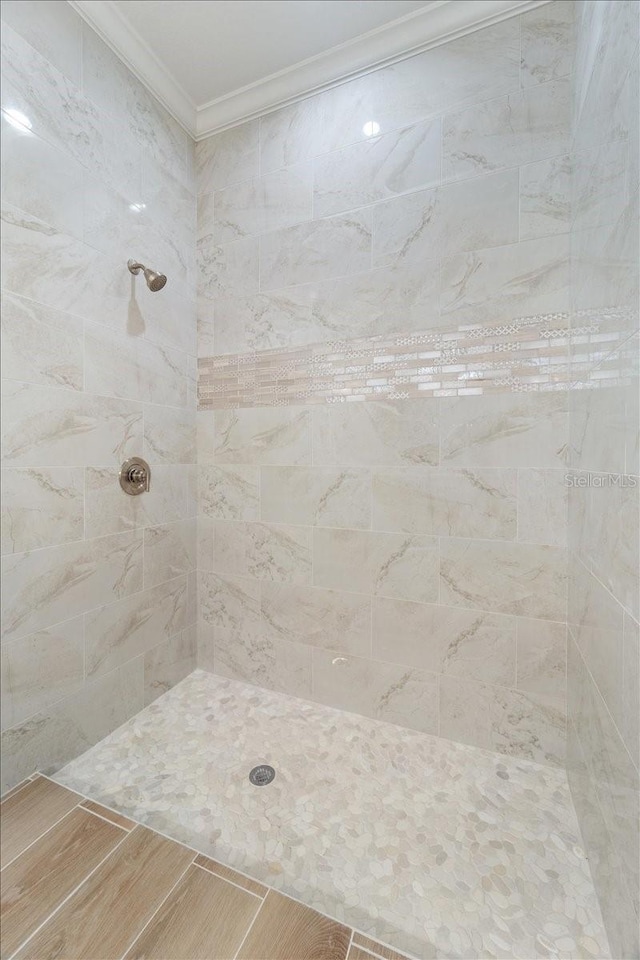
70,0,548,138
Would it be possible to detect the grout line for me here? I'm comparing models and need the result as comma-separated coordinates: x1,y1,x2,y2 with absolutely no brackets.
0,777,34,804
0,800,84,873
7,823,133,960
232,888,269,960
346,928,355,958
117,853,197,960
192,859,264,899
80,803,133,832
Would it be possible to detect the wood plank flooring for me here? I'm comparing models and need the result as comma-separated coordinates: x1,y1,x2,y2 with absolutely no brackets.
0,777,412,960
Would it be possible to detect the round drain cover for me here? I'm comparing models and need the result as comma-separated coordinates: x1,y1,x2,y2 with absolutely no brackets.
249,764,276,786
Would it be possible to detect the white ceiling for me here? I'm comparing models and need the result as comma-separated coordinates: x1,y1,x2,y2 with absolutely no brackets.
113,0,431,104
70,0,549,138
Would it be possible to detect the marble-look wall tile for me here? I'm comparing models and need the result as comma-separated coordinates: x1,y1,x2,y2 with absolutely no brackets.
199,464,260,521
516,618,566,698
313,528,438,604
520,1,574,87
572,139,631,234
259,97,325,174
519,155,571,239
1,0,82,85
199,572,261,642
313,119,441,218
585,476,639,621
443,78,570,182
1,616,84,729
440,393,568,470
312,650,438,735
85,466,189,538
214,407,311,465
2,531,143,643
440,235,570,326
198,235,259,301
262,582,371,656
213,520,312,584
372,467,516,539
621,613,639,769
319,18,520,153
260,210,372,290
440,538,567,620
313,401,438,467
213,163,312,242
517,469,568,547
373,598,516,685
85,576,187,678
1,117,84,240
143,404,196,464
440,675,566,765
0,292,83,391
195,121,259,194
1,380,142,468
261,466,371,529
0,659,143,793
85,322,188,408
1,467,83,554
215,630,312,699
372,169,518,267
143,624,196,706
143,519,197,589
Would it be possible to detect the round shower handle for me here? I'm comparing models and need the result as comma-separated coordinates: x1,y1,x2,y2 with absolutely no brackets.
120,457,151,495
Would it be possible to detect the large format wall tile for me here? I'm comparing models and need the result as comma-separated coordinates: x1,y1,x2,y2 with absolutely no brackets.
196,121,259,194
372,169,518,267
373,598,516,685
214,630,312,699
440,538,567,620
214,520,312,584
313,401,438,467
520,1,574,87
143,519,197,589
313,119,441,218
199,465,260,522
313,528,438,603
214,408,311,465
2,531,143,642
199,573,261,643
443,78,570,181
312,650,438,735
0,292,83,391
144,624,196,706
213,164,312,242
261,582,370,656
372,467,516,539
1,467,83,554
261,466,371,528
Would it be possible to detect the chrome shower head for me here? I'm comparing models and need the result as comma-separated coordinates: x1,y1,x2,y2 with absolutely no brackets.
127,259,167,292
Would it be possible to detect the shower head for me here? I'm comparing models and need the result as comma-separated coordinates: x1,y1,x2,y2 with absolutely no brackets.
127,259,167,292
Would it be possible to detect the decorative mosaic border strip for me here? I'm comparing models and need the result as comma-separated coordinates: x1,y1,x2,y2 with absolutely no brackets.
198,309,636,409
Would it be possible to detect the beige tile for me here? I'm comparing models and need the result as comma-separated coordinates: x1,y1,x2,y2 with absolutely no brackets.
313,401,438,467
214,407,311,465
440,538,567,620
215,631,312,699
85,577,187,678
85,465,189,538
214,520,312,584
143,518,197,588
1,467,83,555
213,163,312,242
517,468,568,546
313,528,439,603
143,404,196,464
262,582,371,656
519,155,571,240
0,291,83,390
1,617,84,729
143,625,196,705
199,464,259,520
312,650,438,735
261,466,371,528
373,598,516,685
372,467,516,539
199,573,261,641
1,531,143,643
440,675,566,765
196,120,259,194
516,618,567,698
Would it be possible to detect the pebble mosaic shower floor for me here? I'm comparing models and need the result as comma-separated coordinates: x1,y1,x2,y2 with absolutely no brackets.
54,670,610,960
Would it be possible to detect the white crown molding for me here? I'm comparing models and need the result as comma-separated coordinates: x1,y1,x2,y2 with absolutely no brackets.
68,0,550,142
68,0,197,134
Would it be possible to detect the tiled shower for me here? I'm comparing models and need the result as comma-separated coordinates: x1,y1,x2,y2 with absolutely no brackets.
1,1,638,958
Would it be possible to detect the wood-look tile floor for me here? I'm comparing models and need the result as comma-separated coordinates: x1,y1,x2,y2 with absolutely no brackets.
0,776,410,960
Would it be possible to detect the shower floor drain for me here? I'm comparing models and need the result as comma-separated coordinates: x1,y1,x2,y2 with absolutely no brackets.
249,764,276,786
